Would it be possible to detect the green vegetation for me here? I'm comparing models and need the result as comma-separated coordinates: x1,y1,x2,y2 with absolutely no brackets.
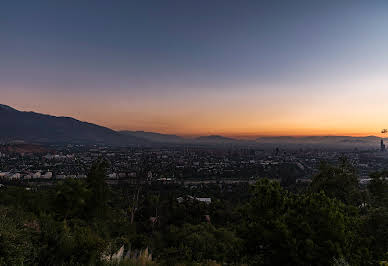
0,158,387,265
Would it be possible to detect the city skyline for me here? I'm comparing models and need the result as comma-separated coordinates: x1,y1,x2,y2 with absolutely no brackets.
1,1,388,137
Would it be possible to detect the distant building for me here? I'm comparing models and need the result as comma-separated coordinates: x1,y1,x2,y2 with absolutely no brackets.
42,172,52,179
56,175,66,179
33,172,41,179
108,173,118,179
10,173,21,180
147,171,153,179
381,139,386,152
0,172,9,178
177,195,212,204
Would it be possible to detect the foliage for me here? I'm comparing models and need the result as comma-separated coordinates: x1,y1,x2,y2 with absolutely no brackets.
310,157,362,205
86,159,111,218
0,159,386,265
55,179,91,220
155,223,241,264
238,179,369,265
368,171,388,208
0,207,36,265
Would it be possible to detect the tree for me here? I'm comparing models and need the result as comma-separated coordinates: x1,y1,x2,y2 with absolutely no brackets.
156,223,241,264
284,192,368,265
86,159,111,217
364,208,388,263
365,171,388,262
124,185,143,225
310,157,361,205
0,207,36,265
37,214,106,265
54,179,91,220
368,171,388,208
239,179,290,265
239,178,369,265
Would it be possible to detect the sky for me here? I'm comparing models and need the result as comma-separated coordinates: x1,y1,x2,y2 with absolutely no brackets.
1,0,388,137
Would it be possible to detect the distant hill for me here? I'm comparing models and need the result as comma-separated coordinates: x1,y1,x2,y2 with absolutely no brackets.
256,135,383,147
121,132,250,145
1,104,383,148
196,135,241,144
120,131,187,144
0,104,147,145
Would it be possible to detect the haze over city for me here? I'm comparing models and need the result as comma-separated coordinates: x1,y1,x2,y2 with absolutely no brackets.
1,0,388,137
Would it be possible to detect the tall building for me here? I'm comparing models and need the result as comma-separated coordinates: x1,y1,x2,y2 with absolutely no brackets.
381,139,386,152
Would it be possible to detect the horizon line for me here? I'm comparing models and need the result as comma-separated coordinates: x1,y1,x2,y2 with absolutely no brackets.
2,103,386,139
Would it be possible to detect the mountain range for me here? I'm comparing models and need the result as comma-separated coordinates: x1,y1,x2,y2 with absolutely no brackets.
255,135,382,146
0,104,384,148
120,131,187,144
0,104,144,145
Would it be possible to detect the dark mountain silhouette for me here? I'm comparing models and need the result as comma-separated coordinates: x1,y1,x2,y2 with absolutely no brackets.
120,131,187,144
196,135,241,144
1,104,383,148
256,135,383,147
0,104,246,146
0,104,146,145
121,131,249,145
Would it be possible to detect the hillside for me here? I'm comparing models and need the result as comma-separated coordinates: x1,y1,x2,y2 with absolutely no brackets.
120,130,187,144
0,104,146,145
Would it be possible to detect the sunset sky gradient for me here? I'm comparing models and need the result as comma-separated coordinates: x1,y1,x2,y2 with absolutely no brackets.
1,1,388,137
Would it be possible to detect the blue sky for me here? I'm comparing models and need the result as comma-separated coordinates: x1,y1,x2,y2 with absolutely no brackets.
1,0,388,136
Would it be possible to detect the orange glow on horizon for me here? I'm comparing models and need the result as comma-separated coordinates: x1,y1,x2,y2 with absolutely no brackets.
2,74,388,139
